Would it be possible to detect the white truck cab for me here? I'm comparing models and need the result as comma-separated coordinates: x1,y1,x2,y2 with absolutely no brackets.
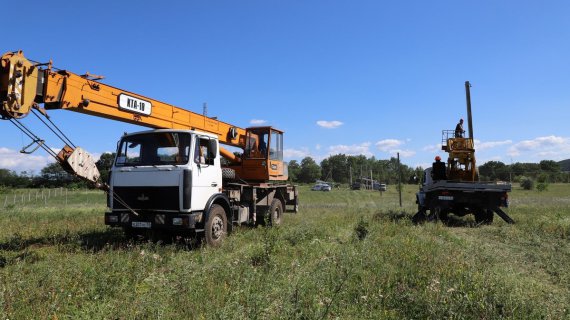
104,129,299,245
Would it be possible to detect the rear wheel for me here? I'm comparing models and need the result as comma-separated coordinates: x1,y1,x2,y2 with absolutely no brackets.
269,199,283,226
205,204,228,246
427,206,442,222
475,208,494,225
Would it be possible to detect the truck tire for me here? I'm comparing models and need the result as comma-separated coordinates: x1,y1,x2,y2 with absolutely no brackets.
294,196,299,214
475,209,494,225
269,198,283,226
428,206,441,222
222,168,236,180
205,204,227,246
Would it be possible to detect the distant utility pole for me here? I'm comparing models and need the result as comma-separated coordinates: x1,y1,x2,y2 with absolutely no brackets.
203,102,207,117
349,166,353,186
397,152,402,207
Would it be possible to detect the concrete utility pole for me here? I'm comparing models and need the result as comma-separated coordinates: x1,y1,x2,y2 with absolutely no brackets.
397,152,402,207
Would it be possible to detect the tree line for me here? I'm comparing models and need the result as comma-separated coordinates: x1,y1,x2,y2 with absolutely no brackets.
0,153,115,189
287,154,422,185
0,153,568,189
287,156,570,185
478,160,569,183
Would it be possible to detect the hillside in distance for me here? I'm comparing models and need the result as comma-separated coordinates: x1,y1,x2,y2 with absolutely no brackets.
559,159,570,171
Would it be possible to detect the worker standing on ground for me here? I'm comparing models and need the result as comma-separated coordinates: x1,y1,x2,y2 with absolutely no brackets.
432,156,447,181
455,118,465,138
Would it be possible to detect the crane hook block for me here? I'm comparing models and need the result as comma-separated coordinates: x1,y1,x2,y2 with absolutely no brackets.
57,145,101,184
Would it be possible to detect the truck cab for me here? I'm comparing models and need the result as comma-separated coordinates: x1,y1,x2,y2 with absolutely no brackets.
104,128,299,245
105,129,225,236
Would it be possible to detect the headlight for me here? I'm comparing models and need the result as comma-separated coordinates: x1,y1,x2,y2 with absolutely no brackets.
107,215,119,223
172,217,183,226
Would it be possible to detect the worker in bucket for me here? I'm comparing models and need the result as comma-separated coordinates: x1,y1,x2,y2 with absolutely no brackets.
455,118,465,138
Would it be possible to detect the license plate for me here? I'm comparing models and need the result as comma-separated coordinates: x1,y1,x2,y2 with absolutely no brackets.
438,196,454,201
132,221,152,228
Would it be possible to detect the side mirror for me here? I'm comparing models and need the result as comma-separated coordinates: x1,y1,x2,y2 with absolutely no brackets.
208,139,217,160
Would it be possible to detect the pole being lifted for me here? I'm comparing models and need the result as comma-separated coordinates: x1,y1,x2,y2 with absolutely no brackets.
465,81,474,140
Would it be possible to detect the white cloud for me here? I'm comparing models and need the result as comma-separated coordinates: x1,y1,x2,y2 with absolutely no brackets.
250,119,267,125
284,148,311,160
315,144,321,151
375,139,403,152
316,120,343,129
327,142,372,157
507,136,570,160
374,139,414,157
422,144,442,152
0,147,54,173
474,139,512,151
391,149,416,158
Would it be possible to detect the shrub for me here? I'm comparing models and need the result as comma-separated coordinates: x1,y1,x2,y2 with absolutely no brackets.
520,177,534,190
536,182,548,192
354,218,369,241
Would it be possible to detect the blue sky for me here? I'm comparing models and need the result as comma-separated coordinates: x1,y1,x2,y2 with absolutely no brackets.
1,0,569,173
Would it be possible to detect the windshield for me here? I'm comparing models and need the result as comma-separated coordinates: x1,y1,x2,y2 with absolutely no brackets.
115,132,191,166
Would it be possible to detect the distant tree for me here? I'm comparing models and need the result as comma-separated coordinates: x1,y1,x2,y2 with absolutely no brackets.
320,154,349,183
539,160,560,173
287,160,300,182
33,162,91,188
298,157,321,183
96,152,116,184
479,161,509,181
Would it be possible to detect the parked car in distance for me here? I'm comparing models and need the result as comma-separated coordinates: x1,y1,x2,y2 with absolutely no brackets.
311,183,332,191
376,183,387,191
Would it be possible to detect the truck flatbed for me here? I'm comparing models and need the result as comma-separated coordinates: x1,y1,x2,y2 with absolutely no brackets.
421,180,511,193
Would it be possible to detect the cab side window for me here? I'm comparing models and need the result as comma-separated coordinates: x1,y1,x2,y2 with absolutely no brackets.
194,137,215,165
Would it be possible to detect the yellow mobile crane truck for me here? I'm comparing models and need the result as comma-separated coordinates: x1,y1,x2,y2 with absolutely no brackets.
0,50,298,245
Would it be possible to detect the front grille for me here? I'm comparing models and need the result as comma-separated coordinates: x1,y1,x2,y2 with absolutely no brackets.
113,186,179,210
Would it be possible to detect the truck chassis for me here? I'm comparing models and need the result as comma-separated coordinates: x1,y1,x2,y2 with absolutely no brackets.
105,182,298,245
413,180,513,224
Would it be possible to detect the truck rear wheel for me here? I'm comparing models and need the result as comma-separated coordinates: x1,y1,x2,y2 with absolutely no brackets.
205,204,227,246
269,198,283,226
475,209,494,225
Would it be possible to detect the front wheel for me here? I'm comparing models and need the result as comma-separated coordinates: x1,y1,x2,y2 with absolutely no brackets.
204,204,228,246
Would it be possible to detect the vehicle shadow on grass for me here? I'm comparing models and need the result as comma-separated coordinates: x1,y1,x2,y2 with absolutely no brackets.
0,229,202,254
373,210,478,228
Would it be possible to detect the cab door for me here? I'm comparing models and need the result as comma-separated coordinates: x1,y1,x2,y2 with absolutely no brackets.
191,135,221,210
268,129,285,180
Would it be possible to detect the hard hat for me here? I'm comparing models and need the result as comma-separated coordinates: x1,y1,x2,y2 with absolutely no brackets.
435,156,441,161
460,118,464,122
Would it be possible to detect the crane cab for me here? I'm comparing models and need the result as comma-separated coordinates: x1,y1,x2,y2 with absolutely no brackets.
229,126,288,182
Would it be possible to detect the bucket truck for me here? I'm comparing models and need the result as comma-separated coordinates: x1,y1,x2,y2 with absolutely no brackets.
413,82,513,225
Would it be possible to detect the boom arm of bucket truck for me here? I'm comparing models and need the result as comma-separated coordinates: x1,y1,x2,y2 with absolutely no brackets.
0,50,287,185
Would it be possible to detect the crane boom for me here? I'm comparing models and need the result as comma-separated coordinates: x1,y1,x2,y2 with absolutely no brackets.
0,50,246,147
1,50,287,183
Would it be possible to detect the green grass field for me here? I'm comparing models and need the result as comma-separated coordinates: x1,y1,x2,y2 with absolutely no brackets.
1,185,569,319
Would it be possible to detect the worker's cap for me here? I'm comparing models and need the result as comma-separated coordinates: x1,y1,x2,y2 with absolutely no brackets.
435,156,441,161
